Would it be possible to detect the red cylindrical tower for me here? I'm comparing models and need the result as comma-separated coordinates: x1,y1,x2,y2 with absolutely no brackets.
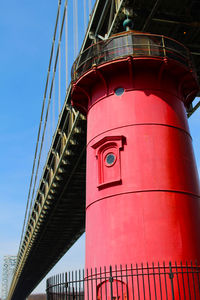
71,31,200,298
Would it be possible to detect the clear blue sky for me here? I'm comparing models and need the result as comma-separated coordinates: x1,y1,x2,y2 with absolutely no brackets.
0,0,200,297
0,1,87,296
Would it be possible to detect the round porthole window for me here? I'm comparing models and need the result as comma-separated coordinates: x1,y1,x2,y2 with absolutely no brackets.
115,87,124,96
105,153,116,166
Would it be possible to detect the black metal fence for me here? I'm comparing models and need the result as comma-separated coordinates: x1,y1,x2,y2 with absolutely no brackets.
46,261,200,300
71,31,193,82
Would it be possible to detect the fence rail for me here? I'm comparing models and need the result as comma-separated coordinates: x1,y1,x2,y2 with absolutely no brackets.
71,31,194,83
46,261,200,300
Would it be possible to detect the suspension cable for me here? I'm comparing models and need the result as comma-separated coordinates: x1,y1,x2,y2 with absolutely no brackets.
84,0,87,33
27,0,68,221
18,0,62,251
89,0,92,16
58,1,61,114
53,40,55,136
27,0,69,223
73,0,78,59
65,3,68,89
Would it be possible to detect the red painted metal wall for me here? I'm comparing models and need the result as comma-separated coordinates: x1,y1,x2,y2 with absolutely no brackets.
72,53,200,277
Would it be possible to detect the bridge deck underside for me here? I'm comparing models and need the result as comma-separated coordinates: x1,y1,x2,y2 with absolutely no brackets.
11,117,86,300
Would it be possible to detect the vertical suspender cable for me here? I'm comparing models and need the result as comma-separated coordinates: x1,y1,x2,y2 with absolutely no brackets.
53,42,55,134
28,0,67,221
27,0,62,221
73,0,75,60
18,0,62,251
89,0,92,16
58,0,61,114
73,0,78,59
65,3,68,89
47,97,51,156
75,0,78,56
15,0,70,288
84,0,87,33
28,46,59,222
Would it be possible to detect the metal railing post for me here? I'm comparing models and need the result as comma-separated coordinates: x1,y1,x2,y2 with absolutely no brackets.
162,35,166,58
169,262,175,300
109,266,113,300
65,272,68,300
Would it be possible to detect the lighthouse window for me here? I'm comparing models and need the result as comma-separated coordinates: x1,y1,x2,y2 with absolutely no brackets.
115,87,124,96
105,153,116,166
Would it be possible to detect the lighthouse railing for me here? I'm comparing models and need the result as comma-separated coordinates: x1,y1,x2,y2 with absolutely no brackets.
71,31,193,83
46,261,200,300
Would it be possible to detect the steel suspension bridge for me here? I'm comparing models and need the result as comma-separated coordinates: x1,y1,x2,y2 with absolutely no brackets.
7,0,200,299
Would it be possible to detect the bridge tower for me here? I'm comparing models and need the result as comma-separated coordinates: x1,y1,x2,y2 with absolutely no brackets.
1,256,17,300
71,27,200,298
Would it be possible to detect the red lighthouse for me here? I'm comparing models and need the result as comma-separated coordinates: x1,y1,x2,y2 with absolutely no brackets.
71,30,200,298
